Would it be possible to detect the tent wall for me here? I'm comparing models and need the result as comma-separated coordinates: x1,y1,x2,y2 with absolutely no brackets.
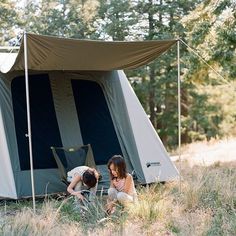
50,71,128,166
0,73,67,197
0,116,17,198
0,77,18,198
0,69,178,198
0,97,17,198
102,71,145,182
0,75,21,172
118,70,179,182
71,79,123,165
14,169,65,197
0,71,140,198
11,74,63,170
63,72,136,174
50,72,84,147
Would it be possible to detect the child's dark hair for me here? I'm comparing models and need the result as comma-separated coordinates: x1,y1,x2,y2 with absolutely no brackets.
82,170,97,188
107,155,127,179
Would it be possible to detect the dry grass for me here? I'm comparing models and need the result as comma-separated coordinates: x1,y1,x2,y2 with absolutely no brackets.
0,200,82,236
1,140,236,235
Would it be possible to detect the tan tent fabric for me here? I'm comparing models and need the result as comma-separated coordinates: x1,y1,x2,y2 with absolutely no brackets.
7,33,177,72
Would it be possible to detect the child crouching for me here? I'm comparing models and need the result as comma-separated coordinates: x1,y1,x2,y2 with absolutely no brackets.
67,166,99,202
106,155,137,213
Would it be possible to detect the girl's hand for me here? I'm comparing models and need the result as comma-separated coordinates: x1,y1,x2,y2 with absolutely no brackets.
106,201,116,214
71,191,85,200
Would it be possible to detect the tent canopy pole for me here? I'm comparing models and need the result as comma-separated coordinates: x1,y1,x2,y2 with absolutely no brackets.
24,31,36,213
177,39,181,192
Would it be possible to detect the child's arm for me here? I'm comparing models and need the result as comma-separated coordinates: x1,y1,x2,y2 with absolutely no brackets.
89,182,98,202
67,175,84,200
106,178,117,214
110,180,115,188
108,174,115,188
123,174,133,194
89,168,100,181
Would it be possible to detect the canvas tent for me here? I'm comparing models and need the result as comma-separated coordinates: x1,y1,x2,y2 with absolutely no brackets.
0,33,179,199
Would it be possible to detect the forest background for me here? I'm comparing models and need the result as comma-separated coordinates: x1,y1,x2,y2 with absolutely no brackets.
1,0,235,150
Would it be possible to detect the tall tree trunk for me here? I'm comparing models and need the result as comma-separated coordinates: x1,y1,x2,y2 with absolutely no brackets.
181,87,189,143
147,0,156,127
149,64,156,127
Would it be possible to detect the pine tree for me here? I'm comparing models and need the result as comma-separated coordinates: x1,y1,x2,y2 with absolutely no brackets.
181,0,236,140
0,0,18,45
18,0,100,39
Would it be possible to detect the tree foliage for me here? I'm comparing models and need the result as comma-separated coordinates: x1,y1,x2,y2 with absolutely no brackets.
17,0,100,38
0,0,18,45
0,0,235,148
181,0,236,142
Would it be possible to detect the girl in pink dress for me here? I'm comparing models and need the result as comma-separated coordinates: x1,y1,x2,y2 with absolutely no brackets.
106,155,137,213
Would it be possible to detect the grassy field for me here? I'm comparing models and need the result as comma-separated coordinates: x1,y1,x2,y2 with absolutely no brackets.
0,141,236,235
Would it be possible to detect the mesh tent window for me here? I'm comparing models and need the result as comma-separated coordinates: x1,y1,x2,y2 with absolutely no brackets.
51,144,96,185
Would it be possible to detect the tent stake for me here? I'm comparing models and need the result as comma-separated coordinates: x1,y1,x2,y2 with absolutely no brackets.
24,32,36,213
177,39,182,193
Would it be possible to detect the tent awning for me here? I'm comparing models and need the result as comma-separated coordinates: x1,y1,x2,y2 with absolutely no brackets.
2,33,177,73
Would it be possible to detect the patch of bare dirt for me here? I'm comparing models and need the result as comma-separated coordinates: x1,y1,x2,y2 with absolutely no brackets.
171,138,236,166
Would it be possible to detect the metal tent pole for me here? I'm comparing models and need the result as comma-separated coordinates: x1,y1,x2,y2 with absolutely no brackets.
177,39,181,192
24,32,36,213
